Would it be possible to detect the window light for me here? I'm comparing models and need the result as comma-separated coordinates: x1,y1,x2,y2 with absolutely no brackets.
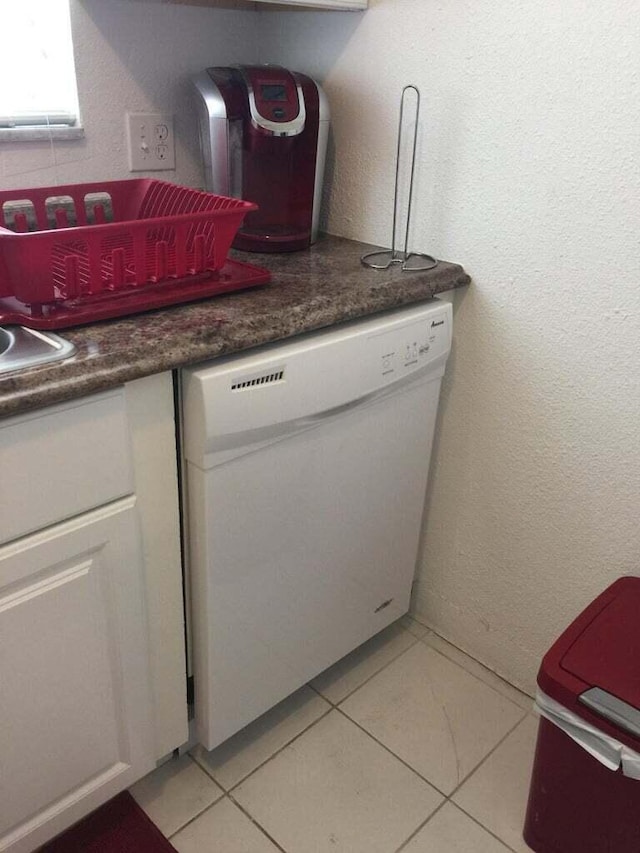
0,0,79,129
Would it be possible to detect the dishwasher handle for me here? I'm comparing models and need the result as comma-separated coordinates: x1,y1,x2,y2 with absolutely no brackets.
195,362,446,465
296,385,389,426
286,359,446,430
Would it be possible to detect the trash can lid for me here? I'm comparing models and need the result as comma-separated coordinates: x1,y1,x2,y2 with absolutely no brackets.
538,576,640,748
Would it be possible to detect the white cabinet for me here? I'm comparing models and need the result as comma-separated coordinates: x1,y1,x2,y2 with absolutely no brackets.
0,501,154,853
0,380,187,853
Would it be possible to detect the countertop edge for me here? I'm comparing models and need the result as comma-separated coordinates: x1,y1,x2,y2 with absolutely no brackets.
0,236,470,418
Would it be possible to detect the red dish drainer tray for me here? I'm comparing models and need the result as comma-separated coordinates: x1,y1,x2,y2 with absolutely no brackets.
0,178,271,329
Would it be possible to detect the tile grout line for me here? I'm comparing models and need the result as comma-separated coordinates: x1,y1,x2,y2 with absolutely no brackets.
168,717,521,853
193,705,335,795
175,737,517,853
333,705,450,798
186,751,232,794
392,789,520,853
310,629,422,708
419,630,534,709
445,712,533,852
392,799,449,853
186,691,444,848
165,757,226,840
451,784,525,853
180,663,437,852
226,790,290,853
316,630,533,803
450,803,520,853
333,697,531,830
400,615,432,641
167,800,218,842
334,675,529,803
168,713,521,853
395,797,520,853
418,622,535,848
446,711,531,801
167,791,289,853
228,697,444,853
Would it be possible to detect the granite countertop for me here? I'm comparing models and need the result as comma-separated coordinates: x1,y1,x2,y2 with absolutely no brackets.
0,235,470,418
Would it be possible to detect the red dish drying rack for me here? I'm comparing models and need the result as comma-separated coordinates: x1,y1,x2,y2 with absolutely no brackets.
0,179,271,329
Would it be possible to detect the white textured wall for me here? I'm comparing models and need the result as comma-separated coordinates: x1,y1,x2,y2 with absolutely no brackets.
0,0,256,191
258,0,640,693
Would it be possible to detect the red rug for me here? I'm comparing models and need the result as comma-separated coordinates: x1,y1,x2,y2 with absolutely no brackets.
39,791,177,852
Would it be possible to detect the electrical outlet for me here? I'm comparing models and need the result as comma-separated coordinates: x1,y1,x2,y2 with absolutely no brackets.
126,113,176,171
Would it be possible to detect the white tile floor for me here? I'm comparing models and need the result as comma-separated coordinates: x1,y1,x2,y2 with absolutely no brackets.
130,618,539,853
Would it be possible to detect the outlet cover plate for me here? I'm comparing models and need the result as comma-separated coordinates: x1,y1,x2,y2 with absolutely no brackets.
126,112,176,171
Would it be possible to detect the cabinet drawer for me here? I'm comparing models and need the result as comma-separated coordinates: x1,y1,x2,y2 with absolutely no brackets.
0,389,134,545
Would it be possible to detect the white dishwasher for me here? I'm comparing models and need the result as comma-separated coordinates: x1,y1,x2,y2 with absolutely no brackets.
181,299,452,750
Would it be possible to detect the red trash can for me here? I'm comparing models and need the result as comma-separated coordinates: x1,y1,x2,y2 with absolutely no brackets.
524,576,640,852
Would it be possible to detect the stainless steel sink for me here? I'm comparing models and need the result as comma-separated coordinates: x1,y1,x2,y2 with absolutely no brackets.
0,326,76,376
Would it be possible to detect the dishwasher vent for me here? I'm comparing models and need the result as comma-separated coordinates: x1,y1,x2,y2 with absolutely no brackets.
231,368,285,391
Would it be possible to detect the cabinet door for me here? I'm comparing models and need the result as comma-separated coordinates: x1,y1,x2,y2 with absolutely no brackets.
0,499,155,853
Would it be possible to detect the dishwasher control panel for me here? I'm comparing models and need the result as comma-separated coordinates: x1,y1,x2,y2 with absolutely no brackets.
371,308,450,381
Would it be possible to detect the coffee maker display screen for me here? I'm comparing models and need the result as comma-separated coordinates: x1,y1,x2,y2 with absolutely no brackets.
260,84,287,102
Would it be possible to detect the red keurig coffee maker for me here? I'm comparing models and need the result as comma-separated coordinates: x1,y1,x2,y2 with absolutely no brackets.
194,65,330,253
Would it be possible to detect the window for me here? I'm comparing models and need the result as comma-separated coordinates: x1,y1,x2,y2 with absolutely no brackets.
0,0,80,133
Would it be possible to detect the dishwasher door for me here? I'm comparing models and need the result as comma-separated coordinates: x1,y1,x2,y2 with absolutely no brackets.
181,301,452,750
